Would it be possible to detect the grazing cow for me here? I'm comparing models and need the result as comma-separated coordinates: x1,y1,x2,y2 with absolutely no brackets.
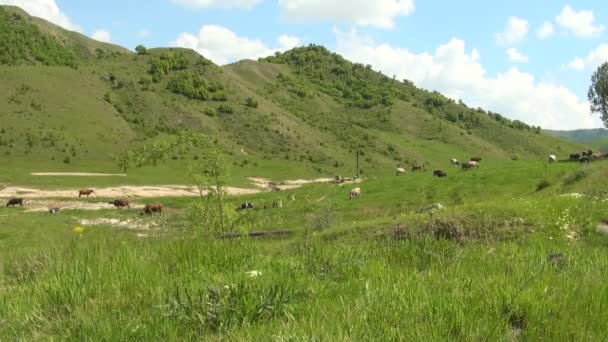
237,202,254,211
433,170,447,178
396,167,407,176
349,187,361,200
78,189,94,198
570,153,581,160
142,203,164,216
411,164,424,172
450,158,460,166
470,157,482,163
548,155,557,163
582,151,589,157
580,156,590,164
48,207,60,214
6,198,23,207
109,199,130,209
461,161,479,171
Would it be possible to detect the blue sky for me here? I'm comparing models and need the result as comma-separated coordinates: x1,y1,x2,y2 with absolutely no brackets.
3,0,608,130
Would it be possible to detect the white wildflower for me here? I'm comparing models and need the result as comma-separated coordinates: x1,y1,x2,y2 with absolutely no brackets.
246,270,262,278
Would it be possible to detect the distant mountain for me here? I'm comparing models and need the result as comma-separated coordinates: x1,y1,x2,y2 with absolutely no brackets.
0,4,582,175
546,128,608,143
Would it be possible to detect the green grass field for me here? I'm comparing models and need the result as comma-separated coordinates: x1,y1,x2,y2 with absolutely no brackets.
2,159,608,340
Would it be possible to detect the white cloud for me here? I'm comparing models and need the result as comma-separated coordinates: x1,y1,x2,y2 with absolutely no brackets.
567,44,608,71
91,29,111,43
556,4,605,38
496,17,529,45
537,21,554,39
171,0,261,9
0,0,81,31
278,0,414,29
335,29,600,129
277,34,301,49
171,25,301,65
506,48,528,63
136,29,151,38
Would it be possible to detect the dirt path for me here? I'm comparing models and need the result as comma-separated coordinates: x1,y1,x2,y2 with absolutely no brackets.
1,177,356,201
0,185,259,199
30,172,127,177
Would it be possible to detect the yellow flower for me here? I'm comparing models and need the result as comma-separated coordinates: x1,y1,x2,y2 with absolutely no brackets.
73,226,84,235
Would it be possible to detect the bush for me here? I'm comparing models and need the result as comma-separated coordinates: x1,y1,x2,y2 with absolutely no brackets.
245,97,258,108
205,108,217,117
217,105,233,114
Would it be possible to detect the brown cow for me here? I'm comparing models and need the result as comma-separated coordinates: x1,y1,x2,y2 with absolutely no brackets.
411,164,424,172
79,189,94,198
462,161,479,170
142,203,164,216
109,199,130,209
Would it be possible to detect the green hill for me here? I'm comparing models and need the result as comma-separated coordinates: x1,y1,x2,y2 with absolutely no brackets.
546,128,608,143
0,5,582,180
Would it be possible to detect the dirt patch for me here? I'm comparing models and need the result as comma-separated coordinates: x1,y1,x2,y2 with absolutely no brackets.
247,177,336,191
30,172,127,177
23,200,145,212
79,218,159,230
0,185,259,199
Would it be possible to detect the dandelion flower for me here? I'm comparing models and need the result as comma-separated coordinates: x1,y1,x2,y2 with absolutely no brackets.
73,226,84,238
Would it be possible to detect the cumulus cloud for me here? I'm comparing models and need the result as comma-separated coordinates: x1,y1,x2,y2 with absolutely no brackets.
567,44,608,71
506,48,528,63
171,0,261,9
91,29,111,43
537,21,554,39
496,17,529,45
0,0,80,31
171,25,301,65
335,29,600,129
278,0,414,29
556,4,605,38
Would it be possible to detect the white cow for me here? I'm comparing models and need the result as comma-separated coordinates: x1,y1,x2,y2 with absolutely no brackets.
396,167,407,175
349,187,361,200
548,155,557,163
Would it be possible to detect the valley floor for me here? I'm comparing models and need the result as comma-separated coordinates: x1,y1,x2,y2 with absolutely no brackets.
1,159,608,340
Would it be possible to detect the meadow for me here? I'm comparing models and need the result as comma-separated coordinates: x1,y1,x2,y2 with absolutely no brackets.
2,159,608,340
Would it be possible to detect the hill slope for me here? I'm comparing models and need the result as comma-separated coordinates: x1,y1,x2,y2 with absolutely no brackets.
0,5,582,179
546,128,608,143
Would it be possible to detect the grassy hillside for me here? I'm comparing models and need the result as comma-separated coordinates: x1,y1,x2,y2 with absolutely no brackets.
0,5,582,183
546,128,608,143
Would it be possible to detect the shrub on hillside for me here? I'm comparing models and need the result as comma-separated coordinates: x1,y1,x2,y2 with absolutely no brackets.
245,97,258,108
536,179,552,192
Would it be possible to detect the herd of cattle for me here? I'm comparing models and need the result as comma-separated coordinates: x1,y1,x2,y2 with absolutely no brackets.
395,157,483,179
5,188,164,215
4,151,604,213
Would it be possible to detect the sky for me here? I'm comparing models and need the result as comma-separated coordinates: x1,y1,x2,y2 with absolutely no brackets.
2,0,608,130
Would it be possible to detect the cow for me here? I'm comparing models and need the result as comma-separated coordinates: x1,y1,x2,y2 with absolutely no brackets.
48,207,60,214
411,164,424,172
470,157,482,163
570,153,581,160
396,167,407,176
349,187,361,200
548,155,557,163
6,198,23,207
461,161,479,171
109,199,130,209
78,189,94,198
450,159,460,166
237,202,254,211
433,170,447,177
142,203,164,216
580,156,591,164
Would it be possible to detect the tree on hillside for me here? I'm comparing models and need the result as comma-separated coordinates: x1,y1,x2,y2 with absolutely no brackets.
135,44,147,55
589,62,608,126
